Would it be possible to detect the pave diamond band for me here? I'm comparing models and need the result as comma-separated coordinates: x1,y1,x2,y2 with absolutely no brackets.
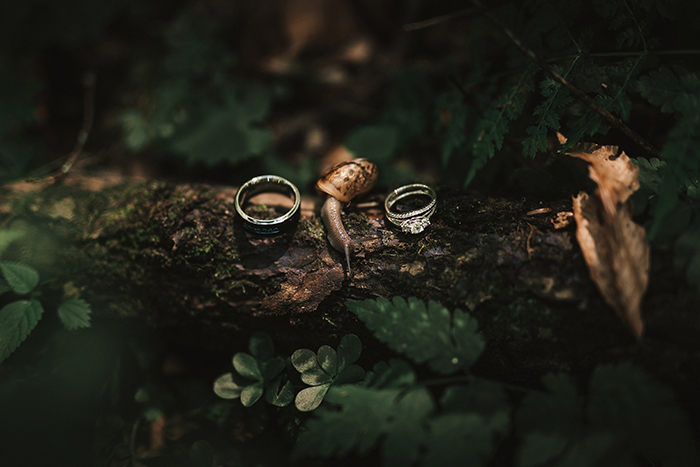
385,184,437,234
234,175,301,235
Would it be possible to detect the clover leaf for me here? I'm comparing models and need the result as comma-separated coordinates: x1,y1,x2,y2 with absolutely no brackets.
291,334,364,412
213,332,291,407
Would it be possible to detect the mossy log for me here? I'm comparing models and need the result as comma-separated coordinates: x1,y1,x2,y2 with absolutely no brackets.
1,173,699,402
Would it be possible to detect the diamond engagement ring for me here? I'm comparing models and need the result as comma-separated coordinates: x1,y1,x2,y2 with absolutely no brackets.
234,175,301,235
384,184,437,234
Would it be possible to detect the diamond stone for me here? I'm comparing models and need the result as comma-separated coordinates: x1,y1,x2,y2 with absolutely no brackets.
401,217,431,234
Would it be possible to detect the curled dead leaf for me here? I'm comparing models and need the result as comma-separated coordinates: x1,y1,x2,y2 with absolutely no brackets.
551,211,574,229
563,137,649,338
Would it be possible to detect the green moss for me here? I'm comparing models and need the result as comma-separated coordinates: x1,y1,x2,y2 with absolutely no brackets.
300,217,326,246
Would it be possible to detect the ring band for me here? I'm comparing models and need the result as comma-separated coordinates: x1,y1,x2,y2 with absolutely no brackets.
234,175,301,235
385,184,437,234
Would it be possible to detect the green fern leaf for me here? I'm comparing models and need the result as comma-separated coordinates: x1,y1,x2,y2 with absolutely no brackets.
423,380,510,467
423,414,501,467
346,297,484,374
674,220,700,295
363,359,416,389
631,157,666,215
436,92,469,166
647,114,700,240
466,68,535,186
637,67,699,114
291,385,434,465
523,66,575,158
516,362,699,467
0,299,44,362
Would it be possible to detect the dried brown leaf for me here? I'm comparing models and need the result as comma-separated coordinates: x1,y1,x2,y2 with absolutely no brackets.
551,211,574,229
567,141,649,338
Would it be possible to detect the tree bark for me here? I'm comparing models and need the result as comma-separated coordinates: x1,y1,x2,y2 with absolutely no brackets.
2,173,699,402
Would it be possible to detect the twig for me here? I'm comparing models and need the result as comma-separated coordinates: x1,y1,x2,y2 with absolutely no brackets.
403,7,478,31
47,71,96,184
470,0,660,158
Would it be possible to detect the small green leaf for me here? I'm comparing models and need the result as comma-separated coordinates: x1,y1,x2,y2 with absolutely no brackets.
57,299,92,330
337,334,362,371
260,356,285,380
240,382,264,407
189,440,214,467
291,348,320,373
317,345,337,377
295,383,331,412
0,299,44,362
265,374,294,407
301,367,333,386
0,261,40,295
248,331,274,360
213,373,244,400
292,335,365,410
232,352,263,381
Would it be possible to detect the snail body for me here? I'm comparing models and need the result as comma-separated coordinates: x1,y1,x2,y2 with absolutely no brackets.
316,158,378,276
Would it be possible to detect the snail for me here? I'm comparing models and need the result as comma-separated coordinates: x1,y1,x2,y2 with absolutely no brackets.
316,158,378,276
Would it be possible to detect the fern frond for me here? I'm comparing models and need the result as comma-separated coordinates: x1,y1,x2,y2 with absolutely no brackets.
523,63,576,158
466,67,536,186
436,92,470,166
592,0,649,50
637,67,700,240
638,66,699,114
647,115,700,239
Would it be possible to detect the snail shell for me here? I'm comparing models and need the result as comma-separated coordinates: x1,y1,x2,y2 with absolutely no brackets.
316,158,378,277
316,158,378,203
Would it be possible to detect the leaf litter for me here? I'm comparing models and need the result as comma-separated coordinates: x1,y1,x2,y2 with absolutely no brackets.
559,133,650,338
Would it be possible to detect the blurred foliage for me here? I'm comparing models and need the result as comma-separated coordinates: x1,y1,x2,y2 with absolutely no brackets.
0,1,699,462
119,11,274,166
0,63,43,182
207,297,698,467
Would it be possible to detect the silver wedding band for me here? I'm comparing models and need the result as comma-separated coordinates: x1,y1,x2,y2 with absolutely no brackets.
234,175,301,235
385,184,437,234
